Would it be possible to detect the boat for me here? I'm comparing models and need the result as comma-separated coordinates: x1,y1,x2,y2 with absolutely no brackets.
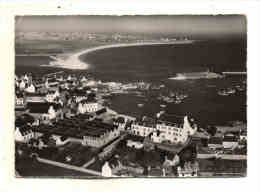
218,90,229,96
137,103,144,107
226,88,236,94
174,99,182,104
169,70,224,80
217,87,236,96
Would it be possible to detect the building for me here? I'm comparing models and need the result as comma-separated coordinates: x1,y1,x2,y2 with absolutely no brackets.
130,116,156,137
24,83,36,93
152,115,197,144
15,125,34,143
45,77,59,88
113,116,126,131
26,102,62,123
69,89,88,103
127,140,144,149
19,79,26,90
15,92,25,109
239,130,247,141
45,90,60,102
25,92,46,103
82,120,120,148
130,114,197,145
223,134,239,149
36,116,120,148
104,157,144,176
208,137,223,150
101,161,113,177
77,98,99,114
177,161,199,177
163,154,180,167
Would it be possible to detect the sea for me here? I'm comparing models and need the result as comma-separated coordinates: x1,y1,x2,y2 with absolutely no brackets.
15,39,247,126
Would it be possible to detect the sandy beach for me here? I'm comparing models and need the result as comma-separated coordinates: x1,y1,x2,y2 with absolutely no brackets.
46,40,195,70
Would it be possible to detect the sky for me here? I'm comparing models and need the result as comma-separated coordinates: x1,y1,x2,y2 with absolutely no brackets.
15,15,246,39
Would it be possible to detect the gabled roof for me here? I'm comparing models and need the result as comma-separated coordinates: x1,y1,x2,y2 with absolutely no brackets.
223,135,238,142
16,92,24,98
114,116,125,124
27,102,61,114
208,137,223,145
240,130,247,136
47,78,58,83
134,116,156,128
158,114,184,125
69,89,86,96
81,97,97,104
15,114,35,126
96,108,107,115
25,92,46,97
17,125,33,136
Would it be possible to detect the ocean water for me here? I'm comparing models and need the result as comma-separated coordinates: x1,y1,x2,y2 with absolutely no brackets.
80,40,246,82
15,39,247,125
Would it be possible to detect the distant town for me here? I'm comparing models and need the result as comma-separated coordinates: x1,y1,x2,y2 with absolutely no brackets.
15,71,247,177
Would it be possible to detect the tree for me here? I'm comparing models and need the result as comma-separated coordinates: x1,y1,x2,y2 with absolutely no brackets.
207,126,217,136
41,133,51,144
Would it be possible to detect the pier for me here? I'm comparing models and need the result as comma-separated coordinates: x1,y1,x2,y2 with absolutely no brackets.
222,72,247,75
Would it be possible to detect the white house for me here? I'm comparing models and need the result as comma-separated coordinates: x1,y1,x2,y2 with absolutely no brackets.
15,126,34,143
163,154,180,167
70,89,88,103
45,78,58,88
126,140,143,149
27,102,61,123
47,105,57,120
77,99,99,114
223,134,238,149
152,116,197,144
208,137,223,150
102,161,113,177
23,74,29,83
19,80,26,90
15,93,25,108
239,130,247,141
80,76,87,83
25,93,46,103
51,135,70,146
24,83,36,93
130,117,156,137
177,161,199,177
45,90,60,102
113,116,126,131
82,121,120,148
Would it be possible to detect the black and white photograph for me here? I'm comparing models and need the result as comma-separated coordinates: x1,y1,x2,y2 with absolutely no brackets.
14,15,247,178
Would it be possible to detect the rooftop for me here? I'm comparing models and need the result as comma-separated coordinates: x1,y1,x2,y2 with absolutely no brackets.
33,118,118,139
158,114,184,125
223,135,238,142
27,102,61,114
16,125,33,136
208,137,223,145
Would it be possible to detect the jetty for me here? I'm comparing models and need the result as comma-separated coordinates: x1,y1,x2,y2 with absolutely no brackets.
222,72,247,76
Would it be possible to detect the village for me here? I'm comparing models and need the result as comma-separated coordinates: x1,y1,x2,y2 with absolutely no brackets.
15,71,247,177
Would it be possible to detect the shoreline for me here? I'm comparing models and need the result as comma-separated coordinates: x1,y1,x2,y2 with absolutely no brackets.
42,40,196,70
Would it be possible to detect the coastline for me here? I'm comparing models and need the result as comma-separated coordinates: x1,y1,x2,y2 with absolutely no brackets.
45,40,195,70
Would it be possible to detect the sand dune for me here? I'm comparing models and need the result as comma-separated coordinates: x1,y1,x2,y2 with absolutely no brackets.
47,40,195,70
